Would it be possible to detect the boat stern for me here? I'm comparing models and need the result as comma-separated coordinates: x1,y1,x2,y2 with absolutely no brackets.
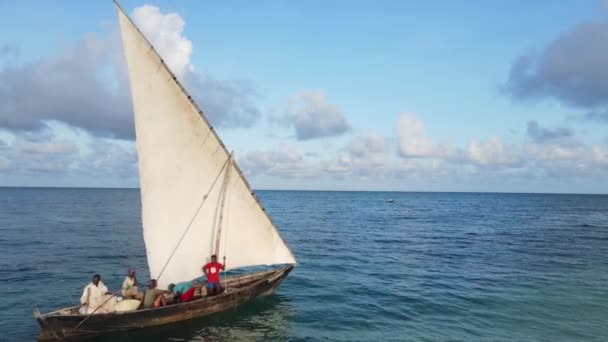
33,308,44,328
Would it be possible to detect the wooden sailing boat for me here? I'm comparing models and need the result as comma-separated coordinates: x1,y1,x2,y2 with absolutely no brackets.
34,2,296,340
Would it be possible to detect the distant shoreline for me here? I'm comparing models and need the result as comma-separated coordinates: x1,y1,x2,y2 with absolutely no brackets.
0,186,606,196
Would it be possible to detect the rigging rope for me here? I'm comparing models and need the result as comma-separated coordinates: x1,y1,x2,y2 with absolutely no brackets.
156,155,232,282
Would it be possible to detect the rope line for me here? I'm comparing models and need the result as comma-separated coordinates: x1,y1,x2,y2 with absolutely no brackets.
156,155,232,282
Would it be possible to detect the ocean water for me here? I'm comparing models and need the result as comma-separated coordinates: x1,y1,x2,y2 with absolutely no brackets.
1,188,607,341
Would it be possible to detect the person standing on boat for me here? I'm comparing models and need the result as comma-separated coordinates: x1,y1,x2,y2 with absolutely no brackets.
79,274,113,314
121,268,143,300
203,255,225,296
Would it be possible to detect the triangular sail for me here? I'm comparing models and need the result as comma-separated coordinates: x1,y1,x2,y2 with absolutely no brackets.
115,3,296,288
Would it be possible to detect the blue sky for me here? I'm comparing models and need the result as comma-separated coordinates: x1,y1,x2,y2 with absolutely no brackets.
1,1,607,193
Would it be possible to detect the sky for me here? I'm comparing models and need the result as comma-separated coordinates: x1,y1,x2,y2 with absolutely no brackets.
0,0,607,193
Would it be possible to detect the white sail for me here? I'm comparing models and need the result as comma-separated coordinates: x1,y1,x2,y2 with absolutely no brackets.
115,4,296,288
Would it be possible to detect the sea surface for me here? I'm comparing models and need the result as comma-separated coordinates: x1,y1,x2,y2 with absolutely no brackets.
1,188,607,341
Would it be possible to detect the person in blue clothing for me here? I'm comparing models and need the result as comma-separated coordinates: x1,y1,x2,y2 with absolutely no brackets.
168,276,205,302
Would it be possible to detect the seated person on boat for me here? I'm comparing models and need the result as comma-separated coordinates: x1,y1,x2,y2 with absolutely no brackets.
203,255,225,296
121,268,143,300
168,277,204,303
79,274,115,314
143,279,172,309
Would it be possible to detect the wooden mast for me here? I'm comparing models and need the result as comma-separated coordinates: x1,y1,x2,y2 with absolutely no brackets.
214,152,233,257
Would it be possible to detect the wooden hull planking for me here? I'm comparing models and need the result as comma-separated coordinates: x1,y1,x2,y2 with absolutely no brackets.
36,265,293,341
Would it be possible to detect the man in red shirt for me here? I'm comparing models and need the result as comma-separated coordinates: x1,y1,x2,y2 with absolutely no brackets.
203,254,225,296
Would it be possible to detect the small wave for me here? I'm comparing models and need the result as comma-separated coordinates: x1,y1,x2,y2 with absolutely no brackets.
0,266,36,274
0,240,46,247
85,254,146,260
0,271,54,282
576,223,604,228
397,216,418,220
371,238,407,245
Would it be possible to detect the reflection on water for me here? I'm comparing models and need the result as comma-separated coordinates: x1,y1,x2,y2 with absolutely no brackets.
94,294,293,342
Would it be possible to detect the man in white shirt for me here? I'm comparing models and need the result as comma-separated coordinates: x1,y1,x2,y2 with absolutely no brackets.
121,268,143,300
79,274,115,314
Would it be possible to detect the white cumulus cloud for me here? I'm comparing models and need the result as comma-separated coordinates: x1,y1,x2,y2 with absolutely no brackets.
240,143,317,178
467,138,523,167
275,91,351,140
396,114,436,158
323,131,393,177
132,5,193,79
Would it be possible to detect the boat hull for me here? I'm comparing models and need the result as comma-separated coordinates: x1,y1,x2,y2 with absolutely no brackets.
36,265,293,341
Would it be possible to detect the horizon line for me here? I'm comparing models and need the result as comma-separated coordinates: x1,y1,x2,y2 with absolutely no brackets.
0,185,606,196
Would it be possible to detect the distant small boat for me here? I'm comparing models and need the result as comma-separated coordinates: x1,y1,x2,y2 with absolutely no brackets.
384,199,394,203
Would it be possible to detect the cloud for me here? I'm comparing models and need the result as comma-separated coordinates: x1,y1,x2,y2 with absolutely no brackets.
396,114,435,157
239,131,395,181
81,139,138,178
321,127,473,182
132,5,260,129
0,137,11,171
132,5,193,79
527,142,608,180
0,43,19,58
7,113,588,188
584,111,608,122
0,5,260,139
239,143,317,178
395,114,459,159
0,125,138,179
0,33,133,138
394,115,607,180
525,142,586,162
323,131,393,176
526,120,573,143
242,115,607,185
0,157,9,171
466,138,523,168
1,129,79,173
185,75,260,128
503,18,608,122
275,91,351,140
524,120,589,163
348,131,391,161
